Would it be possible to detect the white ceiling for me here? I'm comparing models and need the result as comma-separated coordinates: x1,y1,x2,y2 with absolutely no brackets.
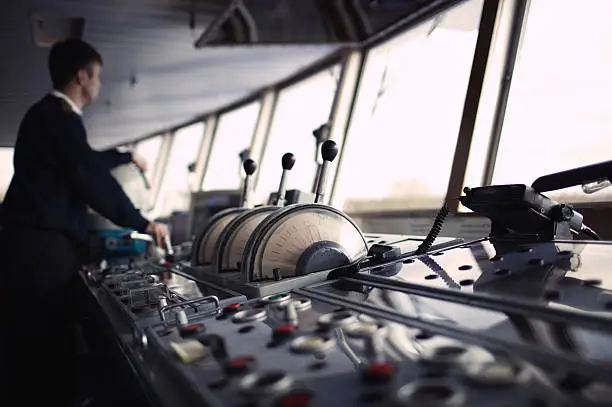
0,0,341,148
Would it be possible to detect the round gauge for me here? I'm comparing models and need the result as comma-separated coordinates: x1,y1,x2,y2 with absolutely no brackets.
241,204,368,282
191,207,247,266
214,206,277,273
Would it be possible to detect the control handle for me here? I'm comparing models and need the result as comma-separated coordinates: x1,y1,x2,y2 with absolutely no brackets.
276,153,296,207
241,158,257,208
314,140,339,204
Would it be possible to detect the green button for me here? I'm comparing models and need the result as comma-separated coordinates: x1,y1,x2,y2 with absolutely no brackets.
270,294,288,301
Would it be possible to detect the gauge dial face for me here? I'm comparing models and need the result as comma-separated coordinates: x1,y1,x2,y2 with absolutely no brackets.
197,212,242,265
248,206,367,281
222,210,275,271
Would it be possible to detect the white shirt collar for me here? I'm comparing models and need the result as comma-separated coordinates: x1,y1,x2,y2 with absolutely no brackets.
51,90,83,116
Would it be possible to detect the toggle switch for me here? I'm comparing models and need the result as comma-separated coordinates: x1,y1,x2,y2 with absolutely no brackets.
175,308,189,326
282,301,298,326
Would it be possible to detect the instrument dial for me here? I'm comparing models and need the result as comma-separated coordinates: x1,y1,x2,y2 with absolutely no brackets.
242,204,368,282
220,208,276,272
193,208,246,265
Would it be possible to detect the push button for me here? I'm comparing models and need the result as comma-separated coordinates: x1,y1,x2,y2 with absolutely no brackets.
274,390,313,407
262,293,291,305
219,303,242,320
169,340,208,364
273,324,297,341
225,303,242,312
180,323,205,337
226,356,256,375
317,310,357,328
233,309,267,323
363,362,396,385
290,335,336,354
239,370,294,396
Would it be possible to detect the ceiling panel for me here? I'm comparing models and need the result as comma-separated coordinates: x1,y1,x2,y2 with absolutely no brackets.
0,0,341,148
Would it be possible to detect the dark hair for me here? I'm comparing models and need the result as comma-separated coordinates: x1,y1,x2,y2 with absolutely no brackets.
48,39,103,90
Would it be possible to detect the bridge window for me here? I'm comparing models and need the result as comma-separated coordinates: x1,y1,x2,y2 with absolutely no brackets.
490,0,612,204
255,66,341,203
202,101,261,191
156,122,204,217
334,0,483,214
0,148,14,202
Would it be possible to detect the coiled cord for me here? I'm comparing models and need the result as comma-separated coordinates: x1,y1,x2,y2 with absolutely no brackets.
415,203,450,255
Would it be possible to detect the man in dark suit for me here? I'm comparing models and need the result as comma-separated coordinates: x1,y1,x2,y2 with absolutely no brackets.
0,39,170,405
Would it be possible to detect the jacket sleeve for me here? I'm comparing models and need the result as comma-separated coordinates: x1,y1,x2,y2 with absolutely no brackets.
53,115,150,232
95,149,133,170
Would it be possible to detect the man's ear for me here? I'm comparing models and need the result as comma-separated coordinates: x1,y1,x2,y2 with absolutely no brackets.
76,69,88,85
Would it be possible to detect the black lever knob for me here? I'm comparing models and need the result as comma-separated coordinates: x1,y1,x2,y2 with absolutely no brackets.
243,159,257,176
313,123,331,142
321,140,338,162
282,153,296,171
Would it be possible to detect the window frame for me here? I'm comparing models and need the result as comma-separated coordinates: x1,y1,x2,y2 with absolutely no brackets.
200,101,262,192
252,64,343,199
115,0,612,222
334,0,501,217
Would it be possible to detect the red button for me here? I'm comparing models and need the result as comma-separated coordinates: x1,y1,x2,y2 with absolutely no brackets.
276,324,297,334
226,356,255,374
226,303,241,310
275,391,313,407
273,324,297,341
180,323,204,337
363,363,395,384
162,261,173,268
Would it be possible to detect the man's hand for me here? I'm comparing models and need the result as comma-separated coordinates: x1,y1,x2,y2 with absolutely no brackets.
146,222,170,247
131,152,148,172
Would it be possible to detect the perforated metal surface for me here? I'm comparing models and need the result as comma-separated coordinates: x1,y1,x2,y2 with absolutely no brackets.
83,235,612,407
138,291,609,407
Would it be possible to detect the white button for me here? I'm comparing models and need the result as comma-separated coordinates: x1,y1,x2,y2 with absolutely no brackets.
291,335,336,354
232,308,267,323
239,371,293,396
317,310,357,328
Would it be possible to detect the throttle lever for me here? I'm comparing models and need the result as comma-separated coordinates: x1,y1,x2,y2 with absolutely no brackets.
163,235,175,263
276,153,296,207
240,158,257,208
314,140,339,204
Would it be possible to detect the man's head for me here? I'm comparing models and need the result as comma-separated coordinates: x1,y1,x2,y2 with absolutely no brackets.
48,39,103,108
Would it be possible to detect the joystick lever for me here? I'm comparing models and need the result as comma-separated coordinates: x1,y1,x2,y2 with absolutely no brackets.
240,158,257,208
313,122,331,165
275,153,296,207
163,235,174,263
314,140,339,204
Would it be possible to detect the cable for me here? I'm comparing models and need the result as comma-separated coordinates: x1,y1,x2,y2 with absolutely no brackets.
581,224,601,240
415,203,449,255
